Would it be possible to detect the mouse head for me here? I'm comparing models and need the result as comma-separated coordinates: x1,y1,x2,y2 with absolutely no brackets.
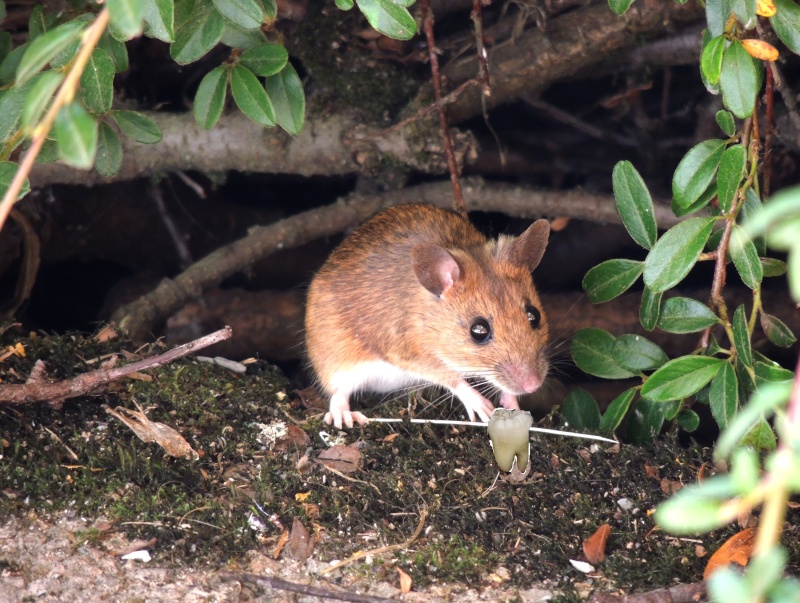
411,219,551,395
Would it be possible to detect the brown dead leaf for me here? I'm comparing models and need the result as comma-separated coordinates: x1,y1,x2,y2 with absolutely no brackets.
550,455,560,470
583,524,611,564
291,386,327,412
644,463,660,480
301,503,319,518
94,324,119,342
549,216,570,232
285,518,316,561
317,445,362,474
787,501,800,509
126,371,153,382
704,528,757,579
695,545,707,558
104,403,198,460
660,479,683,495
273,425,311,452
382,433,400,444
397,567,412,594
273,529,290,559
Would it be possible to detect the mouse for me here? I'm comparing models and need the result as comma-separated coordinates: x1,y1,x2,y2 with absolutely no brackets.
305,203,550,429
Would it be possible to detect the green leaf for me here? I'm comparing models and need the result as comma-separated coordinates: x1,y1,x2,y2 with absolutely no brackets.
761,257,787,277
95,121,123,176
672,140,726,208
742,186,798,242
771,0,800,55
16,21,84,86
715,110,736,137
55,103,98,169
0,83,27,142
643,217,716,292
230,65,275,126
729,445,760,495
672,179,718,217
194,65,228,129
663,399,681,420
640,286,662,331
717,144,746,213
730,224,763,289
731,0,756,27
709,570,748,601
571,328,638,379
706,0,732,37
265,62,305,135
740,418,776,452
701,35,726,86
80,48,115,115
582,259,643,303
760,312,797,347
107,0,145,38
739,188,766,255
0,43,27,84
608,0,635,15
612,161,657,250
240,43,288,76
754,360,795,385
259,0,277,21
612,334,668,371
0,33,11,65
657,296,720,334
171,0,225,64
29,6,58,40
561,389,601,431
21,70,63,132
715,381,790,459
641,356,725,401
37,136,59,163
677,409,700,432
0,161,30,200
355,0,417,40
656,496,727,534
335,0,354,9
98,32,130,72
720,40,758,120
144,0,175,42
113,110,162,143
709,362,737,429
212,0,263,30
626,398,665,445
599,387,636,435
732,304,752,367
220,22,267,48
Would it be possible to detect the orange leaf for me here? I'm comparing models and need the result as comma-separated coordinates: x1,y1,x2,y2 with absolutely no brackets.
741,39,779,62
397,567,413,593
703,528,757,579
756,0,776,16
583,523,611,564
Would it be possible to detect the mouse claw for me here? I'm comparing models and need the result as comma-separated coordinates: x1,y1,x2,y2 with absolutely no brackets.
324,410,370,429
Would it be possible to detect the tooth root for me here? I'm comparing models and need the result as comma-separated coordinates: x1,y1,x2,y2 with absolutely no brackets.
487,409,534,472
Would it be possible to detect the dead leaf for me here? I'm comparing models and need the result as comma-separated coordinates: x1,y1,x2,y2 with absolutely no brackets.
382,433,400,444
397,567,412,593
317,445,362,474
583,524,611,564
703,528,757,579
291,387,327,412
695,545,707,558
94,325,119,342
644,463,660,480
660,479,682,495
273,425,311,452
273,529,290,559
104,403,199,460
285,518,316,561
126,371,153,382
295,491,312,502
301,503,320,518
550,455,560,470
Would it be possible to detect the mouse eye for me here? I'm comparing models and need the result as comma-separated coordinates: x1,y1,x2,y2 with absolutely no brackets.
470,318,492,344
526,305,541,329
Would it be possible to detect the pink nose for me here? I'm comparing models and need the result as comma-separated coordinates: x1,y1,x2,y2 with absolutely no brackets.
507,366,542,394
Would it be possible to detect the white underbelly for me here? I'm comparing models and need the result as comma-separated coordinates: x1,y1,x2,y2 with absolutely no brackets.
330,361,430,395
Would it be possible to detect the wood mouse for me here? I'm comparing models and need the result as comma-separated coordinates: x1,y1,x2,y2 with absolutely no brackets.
305,203,550,429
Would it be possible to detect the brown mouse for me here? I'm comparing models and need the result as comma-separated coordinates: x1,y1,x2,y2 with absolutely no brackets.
305,203,550,429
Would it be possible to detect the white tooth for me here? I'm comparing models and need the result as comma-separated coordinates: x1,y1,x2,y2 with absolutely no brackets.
487,409,533,472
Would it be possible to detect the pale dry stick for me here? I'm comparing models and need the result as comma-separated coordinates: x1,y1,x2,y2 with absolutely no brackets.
0,9,111,235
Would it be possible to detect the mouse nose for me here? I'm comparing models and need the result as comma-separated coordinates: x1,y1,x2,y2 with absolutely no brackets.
506,365,542,394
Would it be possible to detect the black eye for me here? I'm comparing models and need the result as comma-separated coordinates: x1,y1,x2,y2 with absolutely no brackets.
470,317,492,344
526,305,541,329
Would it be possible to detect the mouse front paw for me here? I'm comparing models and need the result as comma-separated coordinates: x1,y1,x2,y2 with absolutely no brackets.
324,409,370,429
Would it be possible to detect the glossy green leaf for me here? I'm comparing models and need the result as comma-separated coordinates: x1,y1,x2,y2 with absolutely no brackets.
640,286,662,331
0,33,11,65
355,0,416,40
717,144,746,213
740,418,776,452
144,0,175,42
672,140,726,208
571,328,638,379
230,65,275,126
582,259,643,303
730,225,762,290
663,399,682,420
742,186,797,242
706,0,732,37
220,21,267,49
55,103,98,169
612,334,668,371
656,495,727,534
626,398,665,445
265,62,305,135
716,381,790,459
701,35,726,86
672,180,717,217
771,0,800,55
98,32,130,72
643,217,715,292
335,0,354,9
715,110,736,136
240,43,288,76
259,0,278,21
755,360,795,385
720,40,758,119
21,70,63,131
212,0,263,30
760,312,797,347
28,6,58,40
608,0,635,15
0,42,26,84
676,409,700,432
0,77,36,142
0,161,30,201
732,304,752,368
599,387,636,435
612,161,657,250
657,296,719,333
709,362,737,429
561,389,601,431
171,0,225,64
761,257,787,277
113,110,162,143
37,136,59,163
107,0,145,38
194,65,228,130
16,21,84,86
731,0,756,27
641,356,724,401
80,48,115,115
95,121,123,176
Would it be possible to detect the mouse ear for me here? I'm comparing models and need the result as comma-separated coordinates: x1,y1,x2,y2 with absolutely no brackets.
412,244,461,296
505,219,550,272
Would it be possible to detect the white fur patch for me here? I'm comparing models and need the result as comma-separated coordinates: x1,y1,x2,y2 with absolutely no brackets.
330,361,427,396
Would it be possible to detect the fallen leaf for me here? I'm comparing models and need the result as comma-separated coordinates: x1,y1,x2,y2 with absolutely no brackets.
569,559,595,573
704,528,757,579
583,524,611,564
112,537,157,557
695,545,707,558
295,491,312,502
104,403,199,460
382,433,400,444
661,479,682,495
644,463,660,480
285,518,316,561
126,371,153,382
291,387,327,412
317,445,362,474
94,325,119,342
274,425,311,452
273,529,290,559
397,567,412,593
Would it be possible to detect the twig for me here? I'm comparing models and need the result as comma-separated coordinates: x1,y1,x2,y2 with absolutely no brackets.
763,62,774,198
218,571,402,602
151,180,193,269
0,326,232,405
0,209,41,320
588,580,706,603
470,0,491,98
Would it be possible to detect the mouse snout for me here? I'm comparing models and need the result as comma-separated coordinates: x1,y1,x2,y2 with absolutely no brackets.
504,364,543,394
